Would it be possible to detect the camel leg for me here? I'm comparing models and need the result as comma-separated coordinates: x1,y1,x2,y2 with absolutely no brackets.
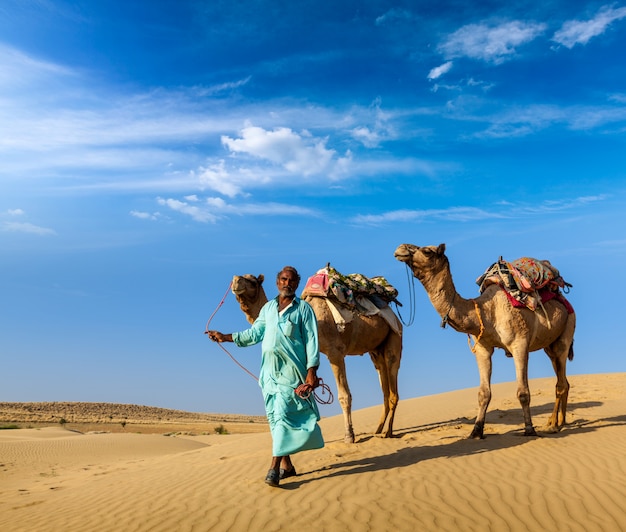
544,313,575,432
328,356,355,443
544,348,571,432
369,350,391,436
381,332,401,438
512,349,536,436
470,345,494,439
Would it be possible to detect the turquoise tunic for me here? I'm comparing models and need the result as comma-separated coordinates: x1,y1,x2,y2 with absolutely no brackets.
233,296,324,456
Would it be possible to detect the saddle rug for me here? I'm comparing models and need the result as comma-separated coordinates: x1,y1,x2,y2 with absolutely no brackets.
477,256,573,312
301,265,402,335
302,265,400,308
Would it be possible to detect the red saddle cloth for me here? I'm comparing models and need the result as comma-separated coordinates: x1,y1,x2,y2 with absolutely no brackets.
503,287,574,314
302,271,330,297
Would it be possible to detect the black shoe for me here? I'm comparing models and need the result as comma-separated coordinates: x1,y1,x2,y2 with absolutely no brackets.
265,469,280,487
279,466,297,480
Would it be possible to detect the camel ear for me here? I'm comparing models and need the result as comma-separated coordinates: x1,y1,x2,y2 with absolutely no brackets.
258,274,264,284
437,243,446,255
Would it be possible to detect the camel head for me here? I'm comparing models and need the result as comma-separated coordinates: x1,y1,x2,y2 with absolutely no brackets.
394,243,448,281
231,274,268,324
232,274,264,298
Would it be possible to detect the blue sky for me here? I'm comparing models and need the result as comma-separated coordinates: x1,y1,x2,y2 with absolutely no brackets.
1,1,625,417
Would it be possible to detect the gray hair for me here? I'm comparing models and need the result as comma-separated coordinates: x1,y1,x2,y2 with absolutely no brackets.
277,265,301,283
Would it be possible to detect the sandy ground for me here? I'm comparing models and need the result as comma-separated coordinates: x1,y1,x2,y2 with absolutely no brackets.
1,373,625,532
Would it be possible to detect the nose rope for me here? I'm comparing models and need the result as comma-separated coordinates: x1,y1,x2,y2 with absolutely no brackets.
205,281,334,404
205,282,259,382
396,263,416,326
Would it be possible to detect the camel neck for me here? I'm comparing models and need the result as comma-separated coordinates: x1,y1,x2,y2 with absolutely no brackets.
423,265,481,335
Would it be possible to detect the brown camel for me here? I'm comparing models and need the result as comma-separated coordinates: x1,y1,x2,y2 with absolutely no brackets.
231,273,403,443
394,243,576,439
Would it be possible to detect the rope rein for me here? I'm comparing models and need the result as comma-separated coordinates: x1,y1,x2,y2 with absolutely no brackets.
396,263,416,326
205,281,333,404
204,282,260,382
467,300,485,354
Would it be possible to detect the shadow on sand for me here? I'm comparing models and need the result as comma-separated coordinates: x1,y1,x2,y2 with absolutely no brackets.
278,400,626,490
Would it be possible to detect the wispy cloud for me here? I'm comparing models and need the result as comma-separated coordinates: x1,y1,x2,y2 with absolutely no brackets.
0,208,57,235
428,61,454,80
375,8,413,26
0,221,57,235
130,210,160,221
155,195,321,223
352,206,503,224
553,5,626,48
351,195,607,225
439,20,546,64
448,101,626,139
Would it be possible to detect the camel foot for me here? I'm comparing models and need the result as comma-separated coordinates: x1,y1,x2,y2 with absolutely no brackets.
523,426,538,437
468,427,484,439
542,424,560,434
344,432,355,444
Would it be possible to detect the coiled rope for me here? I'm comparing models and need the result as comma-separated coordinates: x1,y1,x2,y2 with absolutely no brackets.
204,282,333,404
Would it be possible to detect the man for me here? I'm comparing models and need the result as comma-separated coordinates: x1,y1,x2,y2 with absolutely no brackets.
207,266,324,487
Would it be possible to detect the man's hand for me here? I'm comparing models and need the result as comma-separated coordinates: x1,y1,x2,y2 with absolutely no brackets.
295,383,313,398
306,367,319,387
206,331,232,343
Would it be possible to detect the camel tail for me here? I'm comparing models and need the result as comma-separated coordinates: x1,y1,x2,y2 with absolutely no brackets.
568,339,574,361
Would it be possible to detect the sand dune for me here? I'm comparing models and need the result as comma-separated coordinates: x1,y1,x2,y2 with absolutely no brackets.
1,373,625,531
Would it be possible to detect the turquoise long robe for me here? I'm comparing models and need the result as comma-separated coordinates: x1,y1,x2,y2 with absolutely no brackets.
233,296,324,456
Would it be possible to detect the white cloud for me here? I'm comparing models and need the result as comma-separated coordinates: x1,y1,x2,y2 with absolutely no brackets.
375,8,413,26
189,125,355,197
428,61,454,80
351,196,607,225
0,43,75,90
194,159,244,198
439,20,546,64
0,221,57,235
553,6,626,48
156,197,219,223
156,195,320,223
471,102,626,138
352,206,502,225
130,210,160,221
221,125,341,176
348,98,398,148
6,208,25,216
351,126,382,148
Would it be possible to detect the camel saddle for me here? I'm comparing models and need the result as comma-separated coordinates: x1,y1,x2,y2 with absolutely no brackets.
476,257,573,312
301,265,400,310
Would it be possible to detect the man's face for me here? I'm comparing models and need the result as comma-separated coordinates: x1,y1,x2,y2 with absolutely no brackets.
277,270,299,297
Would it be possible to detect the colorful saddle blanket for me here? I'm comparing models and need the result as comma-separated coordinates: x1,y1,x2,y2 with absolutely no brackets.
302,265,400,309
477,257,572,311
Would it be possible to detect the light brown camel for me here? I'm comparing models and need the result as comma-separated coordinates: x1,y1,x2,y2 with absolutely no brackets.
231,273,403,443
394,243,576,439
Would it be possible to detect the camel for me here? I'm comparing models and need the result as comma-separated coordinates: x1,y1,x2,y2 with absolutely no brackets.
394,243,576,439
231,273,403,443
